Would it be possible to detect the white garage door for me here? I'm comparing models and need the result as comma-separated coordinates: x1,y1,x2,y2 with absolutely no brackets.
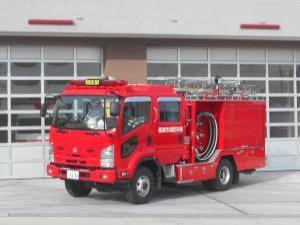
147,47,300,170
0,45,103,178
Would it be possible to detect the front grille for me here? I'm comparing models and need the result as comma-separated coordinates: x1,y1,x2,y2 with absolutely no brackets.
66,159,87,165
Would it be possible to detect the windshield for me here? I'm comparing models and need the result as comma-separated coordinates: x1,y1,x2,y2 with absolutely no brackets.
52,95,120,130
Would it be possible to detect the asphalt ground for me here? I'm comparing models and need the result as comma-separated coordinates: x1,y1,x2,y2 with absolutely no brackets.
0,171,300,225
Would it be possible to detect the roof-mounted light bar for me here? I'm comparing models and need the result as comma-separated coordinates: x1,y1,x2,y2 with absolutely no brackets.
70,79,128,87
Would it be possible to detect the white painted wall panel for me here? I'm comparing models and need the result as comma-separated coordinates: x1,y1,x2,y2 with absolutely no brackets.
12,146,44,162
77,47,102,60
180,48,207,61
239,49,266,62
295,50,300,62
0,46,7,59
268,140,297,156
268,49,294,62
0,147,10,163
296,157,300,169
11,45,41,59
268,156,296,171
210,48,237,61
12,162,44,178
147,48,177,61
44,145,49,161
44,46,74,60
0,163,11,177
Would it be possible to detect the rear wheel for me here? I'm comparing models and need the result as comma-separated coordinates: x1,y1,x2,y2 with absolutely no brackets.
210,159,233,191
65,180,92,197
233,171,240,185
126,167,155,204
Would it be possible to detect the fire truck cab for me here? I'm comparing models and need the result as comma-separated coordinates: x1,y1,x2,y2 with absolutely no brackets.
43,77,266,204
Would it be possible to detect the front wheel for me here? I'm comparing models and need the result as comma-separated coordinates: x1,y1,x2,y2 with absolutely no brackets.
65,180,92,197
210,159,233,191
126,167,155,204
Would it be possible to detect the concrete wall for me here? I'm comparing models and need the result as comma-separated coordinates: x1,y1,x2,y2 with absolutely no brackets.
104,40,147,83
1,0,300,41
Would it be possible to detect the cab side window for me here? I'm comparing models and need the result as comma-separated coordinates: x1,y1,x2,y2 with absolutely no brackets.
159,100,180,122
122,100,150,134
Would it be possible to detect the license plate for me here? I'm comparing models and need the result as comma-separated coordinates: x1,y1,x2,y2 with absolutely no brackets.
67,170,79,180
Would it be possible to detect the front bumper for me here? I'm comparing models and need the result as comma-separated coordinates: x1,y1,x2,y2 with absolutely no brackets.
47,164,116,184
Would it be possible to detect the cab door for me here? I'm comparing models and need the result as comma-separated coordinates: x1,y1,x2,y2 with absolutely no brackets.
118,97,152,171
154,97,184,164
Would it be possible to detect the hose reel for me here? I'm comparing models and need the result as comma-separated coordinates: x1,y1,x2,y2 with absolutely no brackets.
194,111,218,162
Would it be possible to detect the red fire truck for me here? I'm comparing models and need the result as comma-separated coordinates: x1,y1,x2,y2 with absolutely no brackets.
41,77,265,204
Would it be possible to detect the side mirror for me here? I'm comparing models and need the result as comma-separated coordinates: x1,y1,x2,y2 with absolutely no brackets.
40,103,47,117
110,102,121,117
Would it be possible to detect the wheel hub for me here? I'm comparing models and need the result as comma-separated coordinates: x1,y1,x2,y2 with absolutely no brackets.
219,166,230,185
136,175,150,197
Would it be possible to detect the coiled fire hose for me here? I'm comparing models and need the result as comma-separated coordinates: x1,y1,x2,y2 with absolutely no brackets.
195,111,218,162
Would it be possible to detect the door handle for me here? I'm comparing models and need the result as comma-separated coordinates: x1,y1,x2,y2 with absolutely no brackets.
147,135,152,146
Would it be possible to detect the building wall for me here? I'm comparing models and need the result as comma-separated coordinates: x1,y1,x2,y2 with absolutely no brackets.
1,37,300,179
144,41,300,171
0,38,105,178
1,0,300,41
104,39,147,83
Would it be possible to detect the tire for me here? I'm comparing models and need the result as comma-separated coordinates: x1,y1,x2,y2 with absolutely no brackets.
233,171,240,185
65,180,92,197
210,159,233,191
202,180,213,190
126,167,155,204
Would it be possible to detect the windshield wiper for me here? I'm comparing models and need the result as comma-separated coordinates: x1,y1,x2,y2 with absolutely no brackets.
79,102,91,121
57,121,67,132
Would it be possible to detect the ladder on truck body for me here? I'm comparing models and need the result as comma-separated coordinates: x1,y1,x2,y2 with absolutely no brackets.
166,77,264,101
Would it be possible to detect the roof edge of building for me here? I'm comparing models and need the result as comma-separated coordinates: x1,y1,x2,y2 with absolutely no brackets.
0,31,300,42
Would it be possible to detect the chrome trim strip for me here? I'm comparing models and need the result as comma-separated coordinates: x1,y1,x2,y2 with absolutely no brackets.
177,179,194,184
225,145,263,151
60,167,90,172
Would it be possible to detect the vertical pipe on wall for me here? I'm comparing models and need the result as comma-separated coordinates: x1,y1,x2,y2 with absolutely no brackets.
293,50,298,139
7,46,12,177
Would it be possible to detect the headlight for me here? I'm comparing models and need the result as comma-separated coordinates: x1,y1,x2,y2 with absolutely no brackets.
49,142,54,163
100,145,114,168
